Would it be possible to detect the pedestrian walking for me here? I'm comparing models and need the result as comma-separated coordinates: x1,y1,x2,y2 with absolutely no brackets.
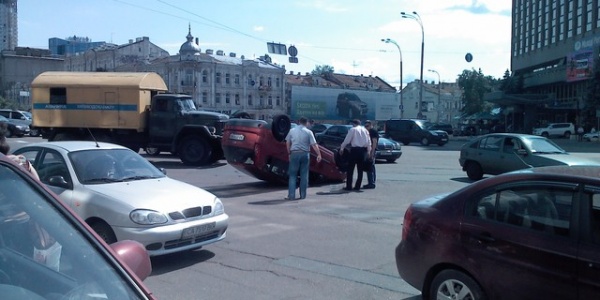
363,120,378,189
285,117,322,200
339,119,371,191
578,125,584,142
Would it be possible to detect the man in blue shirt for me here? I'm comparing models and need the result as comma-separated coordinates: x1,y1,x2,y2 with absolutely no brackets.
285,117,322,200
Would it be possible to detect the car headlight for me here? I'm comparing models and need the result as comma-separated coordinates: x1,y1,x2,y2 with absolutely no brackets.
213,197,225,215
430,131,439,136
130,209,168,225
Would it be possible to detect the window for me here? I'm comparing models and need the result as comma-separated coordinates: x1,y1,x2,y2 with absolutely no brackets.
235,94,240,105
215,93,221,103
225,73,230,84
202,70,208,83
216,72,221,84
202,92,208,104
50,87,67,104
248,95,253,106
591,194,600,243
235,74,240,85
276,78,280,87
276,96,280,106
225,93,230,104
472,186,573,236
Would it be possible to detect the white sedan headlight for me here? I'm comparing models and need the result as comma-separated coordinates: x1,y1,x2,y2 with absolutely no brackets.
130,209,168,225
213,197,225,215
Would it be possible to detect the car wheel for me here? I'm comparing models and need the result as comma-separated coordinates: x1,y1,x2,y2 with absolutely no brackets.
402,140,410,146
89,221,117,244
271,114,291,142
5,129,12,138
420,137,430,146
178,136,212,166
29,128,40,137
145,147,161,156
541,132,549,138
564,131,571,138
465,161,483,180
429,270,484,300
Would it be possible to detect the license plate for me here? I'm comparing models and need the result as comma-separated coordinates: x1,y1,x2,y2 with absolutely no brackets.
441,138,448,141
229,133,245,141
379,152,391,156
182,222,216,239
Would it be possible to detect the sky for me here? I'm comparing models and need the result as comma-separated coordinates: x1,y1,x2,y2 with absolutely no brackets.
17,0,512,89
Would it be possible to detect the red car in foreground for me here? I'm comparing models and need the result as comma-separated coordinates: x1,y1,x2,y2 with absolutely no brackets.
396,165,600,300
222,115,345,184
0,154,154,299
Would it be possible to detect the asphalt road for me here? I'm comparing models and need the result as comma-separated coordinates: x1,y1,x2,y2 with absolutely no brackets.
8,136,600,300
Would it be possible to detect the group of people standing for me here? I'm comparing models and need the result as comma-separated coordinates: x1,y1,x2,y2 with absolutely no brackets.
284,118,378,200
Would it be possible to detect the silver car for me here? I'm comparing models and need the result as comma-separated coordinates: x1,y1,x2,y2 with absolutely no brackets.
459,133,600,180
14,141,228,256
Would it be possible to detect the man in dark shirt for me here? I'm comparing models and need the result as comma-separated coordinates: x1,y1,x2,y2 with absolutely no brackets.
363,121,379,189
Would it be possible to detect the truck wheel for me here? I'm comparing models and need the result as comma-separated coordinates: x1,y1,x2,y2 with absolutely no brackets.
178,136,212,166
271,115,291,142
145,147,161,156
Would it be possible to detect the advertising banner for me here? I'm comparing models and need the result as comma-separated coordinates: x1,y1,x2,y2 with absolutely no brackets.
566,49,594,82
290,86,399,121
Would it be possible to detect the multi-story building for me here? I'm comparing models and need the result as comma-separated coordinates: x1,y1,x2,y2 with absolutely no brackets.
401,80,462,124
0,0,17,51
495,0,600,133
49,36,106,56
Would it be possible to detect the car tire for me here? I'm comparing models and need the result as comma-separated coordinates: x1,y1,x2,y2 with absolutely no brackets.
90,221,117,244
402,140,410,146
5,129,12,138
466,161,483,180
145,147,161,156
420,137,430,146
29,129,40,137
271,114,291,142
564,131,571,138
541,132,549,138
429,270,485,300
178,136,211,166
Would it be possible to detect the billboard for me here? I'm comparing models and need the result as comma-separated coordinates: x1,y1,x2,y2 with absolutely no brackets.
291,86,400,121
566,49,594,82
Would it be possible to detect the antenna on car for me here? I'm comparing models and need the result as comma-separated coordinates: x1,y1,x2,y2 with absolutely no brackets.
86,128,100,148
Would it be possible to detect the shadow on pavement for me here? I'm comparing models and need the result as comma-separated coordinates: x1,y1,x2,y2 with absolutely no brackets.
150,249,215,275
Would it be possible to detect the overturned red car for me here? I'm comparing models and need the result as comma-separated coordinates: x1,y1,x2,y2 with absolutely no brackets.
222,115,345,185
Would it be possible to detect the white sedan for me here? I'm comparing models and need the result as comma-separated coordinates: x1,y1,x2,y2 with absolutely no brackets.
14,141,228,256
583,132,600,142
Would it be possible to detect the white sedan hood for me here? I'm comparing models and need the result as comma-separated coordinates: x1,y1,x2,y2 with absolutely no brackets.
84,177,216,212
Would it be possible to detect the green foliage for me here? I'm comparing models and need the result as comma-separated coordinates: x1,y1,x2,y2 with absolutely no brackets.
311,65,334,76
499,69,523,93
457,68,496,116
0,96,18,110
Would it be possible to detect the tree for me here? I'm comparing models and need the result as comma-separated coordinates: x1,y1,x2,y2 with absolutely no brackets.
311,65,334,76
457,68,496,116
499,69,523,93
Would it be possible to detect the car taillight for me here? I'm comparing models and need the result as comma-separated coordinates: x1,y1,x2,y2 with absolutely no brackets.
401,206,413,241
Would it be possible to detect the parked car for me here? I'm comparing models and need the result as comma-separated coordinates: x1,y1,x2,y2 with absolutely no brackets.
384,119,449,146
310,123,332,135
459,133,600,180
532,122,575,138
0,115,30,137
396,165,600,300
425,122,454,135
13,141,228,256
335,92,368,119
315,124,402,162
22,111,41,137
0,153,154,299
583,131,599,142
222,115,345,185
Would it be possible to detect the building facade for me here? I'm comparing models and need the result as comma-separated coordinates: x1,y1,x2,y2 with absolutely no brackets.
0,0,17,51
509,0,600,131
401,80,462,124
49,36,106,56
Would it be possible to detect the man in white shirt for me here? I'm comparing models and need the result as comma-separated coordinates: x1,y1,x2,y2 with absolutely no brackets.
339,119,371,191
285,117,322,200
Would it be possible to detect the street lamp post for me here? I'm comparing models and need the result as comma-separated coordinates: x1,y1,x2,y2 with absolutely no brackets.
428,69,441,123
401,11,424,119
381,38,403,118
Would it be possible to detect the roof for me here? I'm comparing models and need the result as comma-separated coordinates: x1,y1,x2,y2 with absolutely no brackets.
30,72,168,91
26,141,128,152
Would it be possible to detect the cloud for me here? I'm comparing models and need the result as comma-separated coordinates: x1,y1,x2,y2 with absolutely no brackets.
253,26,265,32
447,0,511,16
296,0,348,13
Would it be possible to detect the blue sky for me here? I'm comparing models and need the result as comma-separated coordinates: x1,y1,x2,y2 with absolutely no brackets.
18,0,511,89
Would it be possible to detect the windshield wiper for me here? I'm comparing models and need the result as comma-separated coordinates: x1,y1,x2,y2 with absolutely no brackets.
121,175,156,181
83,177,122,183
